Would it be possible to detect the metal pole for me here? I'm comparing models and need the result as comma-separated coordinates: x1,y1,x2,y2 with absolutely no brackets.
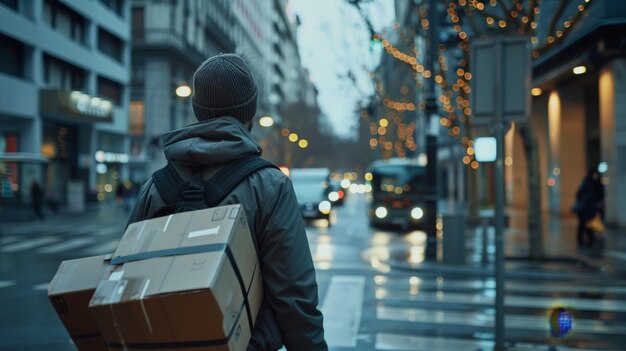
423,0,438,260
494,39,506,351
494,120,506,351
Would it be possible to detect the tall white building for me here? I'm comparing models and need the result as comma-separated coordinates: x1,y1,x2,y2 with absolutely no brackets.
0,0,131,219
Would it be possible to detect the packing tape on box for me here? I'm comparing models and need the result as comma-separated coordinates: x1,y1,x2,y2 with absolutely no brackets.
139,279,153,334
110,243,227,265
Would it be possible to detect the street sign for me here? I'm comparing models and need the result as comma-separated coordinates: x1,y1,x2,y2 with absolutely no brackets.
474,137,497,162
470,36,531,124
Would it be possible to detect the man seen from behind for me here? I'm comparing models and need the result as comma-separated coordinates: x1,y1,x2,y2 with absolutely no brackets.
127,53,327,351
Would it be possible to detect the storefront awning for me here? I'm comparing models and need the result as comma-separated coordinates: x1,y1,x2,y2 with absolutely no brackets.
40,89,114,123
0,152,49,163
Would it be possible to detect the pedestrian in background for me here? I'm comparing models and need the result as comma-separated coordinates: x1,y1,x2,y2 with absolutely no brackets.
573,168,605,248
122,179,134,212
30,180,45,220
115,180,125,206
127,53,327,351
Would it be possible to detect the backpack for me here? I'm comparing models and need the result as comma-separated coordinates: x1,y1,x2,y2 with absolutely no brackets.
151,154,278,217
151,154,285,349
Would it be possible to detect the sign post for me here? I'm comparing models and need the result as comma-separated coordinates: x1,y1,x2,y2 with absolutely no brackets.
471,35,531,351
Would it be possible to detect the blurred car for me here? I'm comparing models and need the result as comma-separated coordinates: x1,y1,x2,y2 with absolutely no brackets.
327,178,346,206
290,168,332,224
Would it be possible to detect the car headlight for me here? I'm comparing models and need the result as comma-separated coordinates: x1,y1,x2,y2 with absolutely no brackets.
375,206,388,219
411,207,424,220
319,201,332,214
328,191,339,202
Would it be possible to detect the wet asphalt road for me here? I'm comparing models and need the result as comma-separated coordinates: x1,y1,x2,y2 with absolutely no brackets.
1,193,626,350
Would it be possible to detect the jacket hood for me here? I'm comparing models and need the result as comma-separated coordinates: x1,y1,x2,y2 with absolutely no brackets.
161,116,262,167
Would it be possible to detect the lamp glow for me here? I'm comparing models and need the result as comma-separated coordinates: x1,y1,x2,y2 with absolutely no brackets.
259,116,274,127
175,84,192,97
573,66,587,75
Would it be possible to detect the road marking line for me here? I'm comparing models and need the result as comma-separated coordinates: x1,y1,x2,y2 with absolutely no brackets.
38,237,96,254
83,239,120,256
605,250,626,262
33,283,49,291
0,236,20,245
375,333,620,351
0,281,16,289
377,306,626,335
2,237,58,252
375,275,626,294
376,288,626,312
375,333,493,351
321,275,365,348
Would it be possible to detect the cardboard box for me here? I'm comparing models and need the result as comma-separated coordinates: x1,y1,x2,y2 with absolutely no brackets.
89,204,263,351
48,254,111,351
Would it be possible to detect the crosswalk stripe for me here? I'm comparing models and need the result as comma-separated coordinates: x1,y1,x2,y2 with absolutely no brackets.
1,237,58,252
93,227,123,236
374,275,626,294
37,237,96,254
376,288,626,312
33,283,49,291
377,306,626,335
0,236,20,245
0,281,16,289
375,333,622,351
375,333,493,351
82,239,120,256
605,250,626,262
321,275,365,348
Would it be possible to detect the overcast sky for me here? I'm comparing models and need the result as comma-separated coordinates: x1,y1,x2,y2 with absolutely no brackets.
290,0,396,138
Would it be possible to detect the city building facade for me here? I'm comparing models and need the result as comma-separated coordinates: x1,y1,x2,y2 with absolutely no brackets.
129,0,310,178
508,1,626,226
0,0,131,219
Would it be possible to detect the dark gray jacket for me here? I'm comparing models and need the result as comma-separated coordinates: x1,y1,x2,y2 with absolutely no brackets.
127,117,327,351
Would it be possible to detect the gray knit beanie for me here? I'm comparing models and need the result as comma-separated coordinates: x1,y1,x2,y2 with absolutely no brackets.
192,53,258,124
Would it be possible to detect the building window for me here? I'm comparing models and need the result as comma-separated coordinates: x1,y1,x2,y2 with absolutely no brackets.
129,101,144,136
131,61,144,86
100,0,124,17
43,0,87,45
0,33,25,78
97,76,123,105
98,27,124,62
43,53,86,91
131,7,144,41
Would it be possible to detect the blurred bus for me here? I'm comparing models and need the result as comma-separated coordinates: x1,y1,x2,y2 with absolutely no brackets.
366,158,427,230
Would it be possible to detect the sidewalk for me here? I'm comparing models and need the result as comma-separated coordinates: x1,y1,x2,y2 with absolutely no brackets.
0,203,131,234
494,208,626,276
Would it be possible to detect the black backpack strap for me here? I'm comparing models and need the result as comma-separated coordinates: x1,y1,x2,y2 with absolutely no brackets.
203,154,278,207
175,171,206,213
152,162,186,204
152,155,278,208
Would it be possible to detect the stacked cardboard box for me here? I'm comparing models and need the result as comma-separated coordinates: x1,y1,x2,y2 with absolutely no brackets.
48,254,111,351
49,204,262,351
